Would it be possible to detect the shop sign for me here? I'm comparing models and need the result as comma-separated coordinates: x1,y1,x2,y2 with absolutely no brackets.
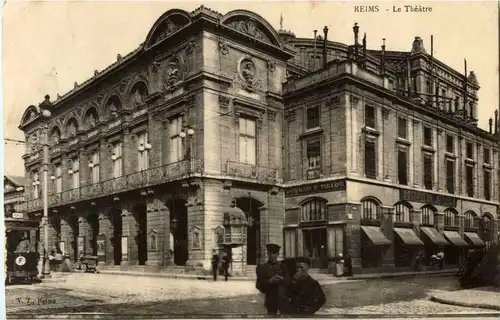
400,189,457,208
285,179,346,197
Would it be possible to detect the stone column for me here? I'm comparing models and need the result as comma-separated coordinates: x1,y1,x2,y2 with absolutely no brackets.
78,216,92,256
346,203,362,272
457,214,466,264
120,206,138,265
492,219,499,245
185,201,205,269
98,211,113,266
435,212,445,233
48,217,59,254
259,205,270,263
60,217,72,258
146,197,171,267
381,205,395,268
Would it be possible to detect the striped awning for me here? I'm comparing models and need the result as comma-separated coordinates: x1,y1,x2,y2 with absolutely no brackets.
464,232,486,247
360,226,391,246
394,228,424,246
420,227,450,246
443,231,469,247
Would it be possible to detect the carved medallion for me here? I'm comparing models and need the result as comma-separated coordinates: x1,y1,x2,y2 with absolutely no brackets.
163,57,183,92
237,57,259,91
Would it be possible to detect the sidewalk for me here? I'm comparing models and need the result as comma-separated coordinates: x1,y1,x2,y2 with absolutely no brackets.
431,286,500,311
94,267,457,282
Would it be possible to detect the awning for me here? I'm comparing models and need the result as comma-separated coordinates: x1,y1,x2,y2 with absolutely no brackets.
360,226,391,246
443,231,469,247
394,228,424,246
464,232,486,247
420,227,450,246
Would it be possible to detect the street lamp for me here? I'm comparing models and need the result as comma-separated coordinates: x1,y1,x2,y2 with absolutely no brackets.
180,126,195,160
38,94,53,278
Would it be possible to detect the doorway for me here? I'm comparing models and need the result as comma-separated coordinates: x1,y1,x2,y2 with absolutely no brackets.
69,216,79,261
134,204,147,265
235,197,263,265
302,228,327,269
169,199,188,266
110,208,122,265
88,213,99,256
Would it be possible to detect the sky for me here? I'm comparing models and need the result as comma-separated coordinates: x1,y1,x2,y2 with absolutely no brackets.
3,0,499,177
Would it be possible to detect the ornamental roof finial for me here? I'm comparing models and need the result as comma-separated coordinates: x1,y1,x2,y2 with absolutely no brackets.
280,14,283,30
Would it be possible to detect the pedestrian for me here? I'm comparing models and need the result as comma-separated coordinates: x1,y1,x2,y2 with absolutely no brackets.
288,257,326,316
343,252,353,276
15,232,31,253
414,251,422,272
255,243,291,316
211,249,220,281
221,248,231,281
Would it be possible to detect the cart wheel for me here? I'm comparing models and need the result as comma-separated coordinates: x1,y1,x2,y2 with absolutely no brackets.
82,264,87,273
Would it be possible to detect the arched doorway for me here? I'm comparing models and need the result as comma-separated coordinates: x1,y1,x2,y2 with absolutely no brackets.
87,212,99,256
134,203,148,265
235,197,263,265
168,198,188,266
68,216,79,261
51,216,62,254
110,208,122,265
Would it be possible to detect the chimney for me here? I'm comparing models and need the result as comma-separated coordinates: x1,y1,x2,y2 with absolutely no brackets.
495,110,498,134
381,38,386,74
362,33,367,57
313,30,318,71
353,23,359,56
323,26,328,68
489,118,493,134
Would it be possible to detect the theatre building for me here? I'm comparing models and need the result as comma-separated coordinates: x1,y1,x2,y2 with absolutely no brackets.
19,7,293,274
282,25,500,272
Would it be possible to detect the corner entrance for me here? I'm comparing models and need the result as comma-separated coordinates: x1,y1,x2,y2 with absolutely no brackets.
235,197,263,265
302,228,327,269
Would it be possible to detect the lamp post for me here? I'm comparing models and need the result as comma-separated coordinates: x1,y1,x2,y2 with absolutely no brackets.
179,126,195,160
39,94,53,277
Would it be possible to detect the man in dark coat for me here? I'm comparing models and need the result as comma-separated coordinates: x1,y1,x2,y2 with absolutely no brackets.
288,256,326,315
221,248,231,281
211,249,220,281
255,243,290,316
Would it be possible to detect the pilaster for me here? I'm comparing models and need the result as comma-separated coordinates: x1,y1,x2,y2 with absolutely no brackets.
458,214,465,238
146,196,171,267
411,209,422,237
381,205,395,267
60,216,72,258
435,211,445,233
120,206,138,265
98,211,113,266
78,216,92,256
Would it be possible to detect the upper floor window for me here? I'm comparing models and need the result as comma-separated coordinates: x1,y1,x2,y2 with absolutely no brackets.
361,198,381,220
32,171,40,199
423,153,433,190
464,211,478,229
421,206,435,226
69,157,80,189
446,159,455,194
301,198,327,222
397,147,408,186
364,105,376,129
66,118,79,138
169,115,184,163
137,131,150,171
466,142,474,159
55,164,63,193
444,209,458,227
397,117,407,139
466,164,474,197
306,140,321,180
483,169,491,201
239,117,256,165
394,202,411,223
423,127,433,147
306,106,320,129
50,127,62,145
483,148,490,164
111,142,123,178
446,135,454,153
90,151,100,184
83,108,98,131
364,140,376,179
482,214,493,241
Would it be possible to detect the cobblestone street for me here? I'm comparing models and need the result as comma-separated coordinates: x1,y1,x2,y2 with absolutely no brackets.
5,273,499,317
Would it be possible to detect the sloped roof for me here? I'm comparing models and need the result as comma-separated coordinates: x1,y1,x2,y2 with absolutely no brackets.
5,175,27,188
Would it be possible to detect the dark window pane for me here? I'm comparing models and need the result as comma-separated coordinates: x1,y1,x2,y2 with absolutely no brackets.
398,118,407,138
466,143,473,159
484,170,491,200
365,106,376,128
365,141,376,179
398,150,408,185
423,127,432,146
466,166,474,197
306,107,320,129
446,135,454,153
423,154,433,190
446,160,455,194
484,148,490,164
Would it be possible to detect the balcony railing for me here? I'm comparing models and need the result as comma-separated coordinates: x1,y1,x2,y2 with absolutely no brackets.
26,159,204,212
225,161,279,184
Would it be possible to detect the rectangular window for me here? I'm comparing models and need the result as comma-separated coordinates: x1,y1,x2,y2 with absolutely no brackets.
446,160,455,194
411,76,417,93
466,142,474,159
484,148,490,164
55,165,63,193
71,157,80,189
423,127,433,147
137,131,149,171
239,117,256,165
423,153,433,190
306,106,320,129
364,140,376,179
441,89,446,105
397,117,407,139
91,151,100,184
484,169,491,201
169,116,184,163
306,140,321,180
112,142,123,178
364,105,376,129
466,165,474,197
398,149,408,185
446,135,454,153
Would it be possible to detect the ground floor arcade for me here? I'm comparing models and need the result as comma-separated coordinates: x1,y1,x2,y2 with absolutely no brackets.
36,178,284,275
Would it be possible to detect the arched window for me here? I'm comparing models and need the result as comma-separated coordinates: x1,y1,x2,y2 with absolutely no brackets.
464,211,478,229
129,82,148,107
482,213,493,241
50,127,61,145
83,108,99,130
394,201,411,222
66,118,79,138
301,198,327,222
444,208,459,227
106,96,122,116
421,205,436,226
361,198,381,220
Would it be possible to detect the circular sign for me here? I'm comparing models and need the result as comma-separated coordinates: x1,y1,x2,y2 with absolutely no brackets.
15,256,26,266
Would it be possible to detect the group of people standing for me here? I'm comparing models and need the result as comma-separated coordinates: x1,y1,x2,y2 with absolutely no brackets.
211,248,232,281
255,243,326,316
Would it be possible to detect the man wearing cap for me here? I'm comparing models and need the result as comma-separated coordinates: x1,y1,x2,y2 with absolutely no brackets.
288,256,326,315
255,243,291,316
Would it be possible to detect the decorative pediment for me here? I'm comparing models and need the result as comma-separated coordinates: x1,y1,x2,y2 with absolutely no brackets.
20,106,39,127
221,10,281,47
190,225,202,249
144,10,192,49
